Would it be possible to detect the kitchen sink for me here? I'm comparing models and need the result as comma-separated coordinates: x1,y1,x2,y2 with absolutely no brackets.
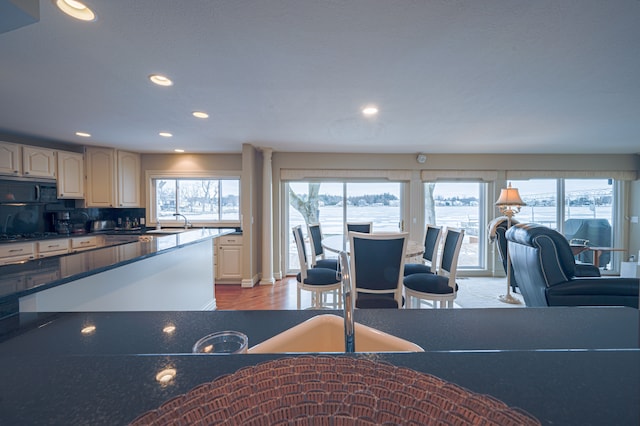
247,314,424,353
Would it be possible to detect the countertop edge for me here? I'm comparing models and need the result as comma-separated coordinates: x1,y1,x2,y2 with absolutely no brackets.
0,228,237,306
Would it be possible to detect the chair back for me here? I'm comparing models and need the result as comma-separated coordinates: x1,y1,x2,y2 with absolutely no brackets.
346,222,372,234
292,225,309,279
307,223,325,266
422,225,442,273
348,231,408,308
437,228,465,290
506,223,577,306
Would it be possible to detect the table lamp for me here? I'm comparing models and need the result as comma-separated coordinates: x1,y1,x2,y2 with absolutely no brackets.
495,182,526,304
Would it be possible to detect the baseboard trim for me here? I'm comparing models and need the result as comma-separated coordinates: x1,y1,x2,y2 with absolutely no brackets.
241,275,260,288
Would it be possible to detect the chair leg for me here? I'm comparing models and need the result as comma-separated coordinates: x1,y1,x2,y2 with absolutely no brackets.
297,287,301,310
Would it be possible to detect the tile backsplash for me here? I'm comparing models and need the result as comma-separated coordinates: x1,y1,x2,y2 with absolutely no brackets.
0,199,145,235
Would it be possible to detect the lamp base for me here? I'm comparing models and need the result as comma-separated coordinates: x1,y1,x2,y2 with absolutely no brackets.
498,293,522,305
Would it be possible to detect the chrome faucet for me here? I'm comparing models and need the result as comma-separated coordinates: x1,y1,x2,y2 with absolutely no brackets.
173,213,191,229
339,251,355,353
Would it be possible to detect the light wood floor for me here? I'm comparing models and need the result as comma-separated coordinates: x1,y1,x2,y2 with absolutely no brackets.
215,276,525,310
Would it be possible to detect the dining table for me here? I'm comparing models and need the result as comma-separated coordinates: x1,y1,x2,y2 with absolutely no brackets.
570,244,626,267
322,234,424,258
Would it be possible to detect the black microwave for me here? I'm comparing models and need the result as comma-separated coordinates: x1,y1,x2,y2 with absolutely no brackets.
0,179,58,204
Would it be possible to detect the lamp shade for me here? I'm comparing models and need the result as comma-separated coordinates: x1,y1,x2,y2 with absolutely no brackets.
495,183,525,207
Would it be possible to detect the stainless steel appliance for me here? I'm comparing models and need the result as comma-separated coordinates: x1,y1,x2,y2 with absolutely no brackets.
0,179,57,204
54,211,71,235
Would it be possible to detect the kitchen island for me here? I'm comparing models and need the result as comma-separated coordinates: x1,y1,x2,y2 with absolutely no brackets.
0,228,236,315
0,308,638,425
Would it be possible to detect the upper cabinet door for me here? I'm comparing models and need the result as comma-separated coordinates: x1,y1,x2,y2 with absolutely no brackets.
23,146,56,179
57,151,84,199
0,142,21,176
85,147,116,207
117,150,140,207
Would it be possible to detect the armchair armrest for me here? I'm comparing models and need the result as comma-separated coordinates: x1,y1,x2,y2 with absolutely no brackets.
575,263,601,277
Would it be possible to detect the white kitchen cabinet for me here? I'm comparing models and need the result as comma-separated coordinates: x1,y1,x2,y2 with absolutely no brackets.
84,147,115,207
22,146,56,179
70,236,99,252
57,151,84,199
116,150,141,207
0,142,21,176
37,239,70,258
0,242,36,265
85,147,140,207
215,234,243,283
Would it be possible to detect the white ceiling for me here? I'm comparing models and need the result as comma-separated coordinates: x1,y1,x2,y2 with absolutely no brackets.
1,0,639,155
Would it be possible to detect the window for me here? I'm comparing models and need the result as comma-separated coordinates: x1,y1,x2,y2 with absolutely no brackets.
509,178,616,269
424,182,487,269
507,179,558,228
286,181,403,271
151,177,240,224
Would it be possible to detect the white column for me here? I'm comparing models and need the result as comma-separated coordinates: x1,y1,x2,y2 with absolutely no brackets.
261,148,275,285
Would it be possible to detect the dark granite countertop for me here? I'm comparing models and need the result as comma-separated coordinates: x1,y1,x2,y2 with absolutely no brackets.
0,308,638,425
0,228,236,305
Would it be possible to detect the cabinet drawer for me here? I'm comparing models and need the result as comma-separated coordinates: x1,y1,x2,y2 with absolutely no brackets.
217,235,242,246
37,239,70,256
71,236,98,251
0,242,35,259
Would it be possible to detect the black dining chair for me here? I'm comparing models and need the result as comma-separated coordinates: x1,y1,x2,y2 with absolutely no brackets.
307,223,339,270
292,226,342,309
349,231,408,309
403,228,465,308
404,224,442,276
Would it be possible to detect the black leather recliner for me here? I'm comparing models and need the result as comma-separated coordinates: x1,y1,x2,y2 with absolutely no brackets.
506,223,639,308
489,218,600,294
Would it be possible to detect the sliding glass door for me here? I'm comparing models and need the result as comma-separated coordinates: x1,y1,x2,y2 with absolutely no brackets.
424,182,487,269
509,178,616,269
287,181,402,271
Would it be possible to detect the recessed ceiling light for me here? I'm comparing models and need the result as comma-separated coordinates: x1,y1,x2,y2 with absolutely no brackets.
54,0,96,21
192,111,209,119
174,149,185,153
159,132,173,138
362,106,379,116
149,74,173,87
75,131,91,137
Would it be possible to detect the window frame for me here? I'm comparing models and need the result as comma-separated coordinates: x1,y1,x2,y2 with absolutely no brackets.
507,177,624,274
283,179,406,273
146,170,241,228
423,180,489,271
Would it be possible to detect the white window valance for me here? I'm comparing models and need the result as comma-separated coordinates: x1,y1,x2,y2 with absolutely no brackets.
280,169,411,181
420,170,498,182
506,170,637,181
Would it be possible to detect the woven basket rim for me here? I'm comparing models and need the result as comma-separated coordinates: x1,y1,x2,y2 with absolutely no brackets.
131,355,540,426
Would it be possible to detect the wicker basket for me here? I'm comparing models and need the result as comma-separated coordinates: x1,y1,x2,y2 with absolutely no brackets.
131,356,540,425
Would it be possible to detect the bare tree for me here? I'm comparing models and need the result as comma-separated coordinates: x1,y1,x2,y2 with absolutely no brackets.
289,183,321,224
425,183,437,224
200,180,218,213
